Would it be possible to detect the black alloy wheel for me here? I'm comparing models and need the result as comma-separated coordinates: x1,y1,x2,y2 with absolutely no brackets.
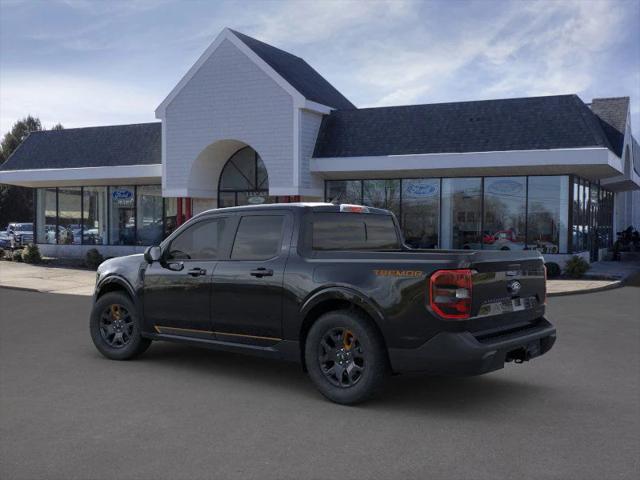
318,327,365,388
90,291,151,360
305,309,389,405
99,303,134,348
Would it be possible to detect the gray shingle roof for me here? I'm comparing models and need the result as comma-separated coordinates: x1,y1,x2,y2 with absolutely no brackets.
313,95,616,158
230,29,355,110
590,97,629,157
0,122,161,171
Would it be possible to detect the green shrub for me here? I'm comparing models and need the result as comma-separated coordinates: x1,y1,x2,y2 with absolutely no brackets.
21,244,42,264
0,249,5,260
85,248,104,270
564,255,590,278
12,250,24,262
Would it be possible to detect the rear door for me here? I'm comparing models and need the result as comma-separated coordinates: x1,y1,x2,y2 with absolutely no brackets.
210,211,292,344
143,216,230,337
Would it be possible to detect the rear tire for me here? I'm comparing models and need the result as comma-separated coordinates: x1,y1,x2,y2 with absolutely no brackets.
305,309,389,405
90,292,151,360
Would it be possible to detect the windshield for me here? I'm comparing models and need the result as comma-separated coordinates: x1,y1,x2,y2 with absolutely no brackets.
12,224,33,231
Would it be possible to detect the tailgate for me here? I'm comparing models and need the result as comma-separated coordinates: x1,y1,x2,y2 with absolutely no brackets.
468,251,546,333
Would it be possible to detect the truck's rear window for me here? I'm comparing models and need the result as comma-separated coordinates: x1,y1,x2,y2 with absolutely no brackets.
312,213,400,251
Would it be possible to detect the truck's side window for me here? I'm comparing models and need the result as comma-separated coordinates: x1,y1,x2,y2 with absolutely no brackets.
231,215,285,260
167,218,226,260
312,213,400,251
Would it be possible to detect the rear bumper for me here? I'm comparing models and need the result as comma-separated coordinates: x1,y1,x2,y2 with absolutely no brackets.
388,318,556,375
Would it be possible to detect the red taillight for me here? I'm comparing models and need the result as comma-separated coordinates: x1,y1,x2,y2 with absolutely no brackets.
429,269,473,319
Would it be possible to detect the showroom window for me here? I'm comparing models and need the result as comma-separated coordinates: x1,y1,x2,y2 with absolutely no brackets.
35,185,183,247
109,186,136,245
325,175,608,255
441,178,482,249
57,187,82,245
483,177,526,250
526,176,569,254
363,180,401,219
82,187,107,245
325,180,363,205
402,179,440,249
137,185,163,245
36,188,58,244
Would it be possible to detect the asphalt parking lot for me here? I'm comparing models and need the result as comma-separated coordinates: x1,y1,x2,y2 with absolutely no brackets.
1,282,639,480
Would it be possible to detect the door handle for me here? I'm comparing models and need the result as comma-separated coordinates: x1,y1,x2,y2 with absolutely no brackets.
187,267,207,277
250,268,273,278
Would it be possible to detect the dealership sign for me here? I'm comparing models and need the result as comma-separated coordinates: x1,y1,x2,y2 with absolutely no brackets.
247,191,266,204
112,188,134,207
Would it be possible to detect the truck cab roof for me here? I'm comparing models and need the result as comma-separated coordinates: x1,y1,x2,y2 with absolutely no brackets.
197,203,394,218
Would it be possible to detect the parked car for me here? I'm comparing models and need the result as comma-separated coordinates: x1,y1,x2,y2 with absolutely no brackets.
5,223,34,248
90,203,555,405
45,225,73,244
0,230,11,249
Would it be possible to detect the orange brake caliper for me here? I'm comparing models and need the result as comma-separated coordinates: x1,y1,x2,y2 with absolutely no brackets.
343,330,355,351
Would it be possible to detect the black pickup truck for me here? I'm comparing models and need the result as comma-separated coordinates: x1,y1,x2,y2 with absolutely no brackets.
90,203,556,404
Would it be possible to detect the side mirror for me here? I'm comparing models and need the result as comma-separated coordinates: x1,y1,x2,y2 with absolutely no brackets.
144,245,162,264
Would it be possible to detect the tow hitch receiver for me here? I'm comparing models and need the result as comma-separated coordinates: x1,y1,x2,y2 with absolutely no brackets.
506,340,541,363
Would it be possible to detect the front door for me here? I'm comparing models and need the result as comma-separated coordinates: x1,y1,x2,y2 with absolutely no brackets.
211,212,292,344
143,216,230,338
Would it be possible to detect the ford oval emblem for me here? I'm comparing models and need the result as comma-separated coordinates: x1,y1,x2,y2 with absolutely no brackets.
405,182,438,197
112,189,133,200
488,180,523,195
507,280,522,295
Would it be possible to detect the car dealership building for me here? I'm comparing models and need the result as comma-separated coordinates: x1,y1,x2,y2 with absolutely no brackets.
1,28,639,266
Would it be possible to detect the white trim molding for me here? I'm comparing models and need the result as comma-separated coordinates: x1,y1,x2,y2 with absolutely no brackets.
311,147,627,182
0,164,162,188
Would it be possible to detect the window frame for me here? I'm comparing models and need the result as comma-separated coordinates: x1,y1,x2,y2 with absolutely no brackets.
163,215,231,262
228,212,291,262
307,212,402,253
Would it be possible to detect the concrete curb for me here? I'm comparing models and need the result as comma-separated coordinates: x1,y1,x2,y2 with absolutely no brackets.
547,280,623,297
0,285,41,294
0,284,93,296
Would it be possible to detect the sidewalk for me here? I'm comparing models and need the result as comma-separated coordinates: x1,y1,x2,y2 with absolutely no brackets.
546,278,621,296
547,260,640,296
0,261,96,296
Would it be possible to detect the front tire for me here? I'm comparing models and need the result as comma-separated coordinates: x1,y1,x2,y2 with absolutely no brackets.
305,309,389,405
90,292,151,360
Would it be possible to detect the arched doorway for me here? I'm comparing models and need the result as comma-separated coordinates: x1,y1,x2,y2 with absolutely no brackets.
217,146,277,207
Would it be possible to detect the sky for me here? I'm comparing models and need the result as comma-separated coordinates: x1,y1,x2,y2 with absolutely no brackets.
1,0,639,138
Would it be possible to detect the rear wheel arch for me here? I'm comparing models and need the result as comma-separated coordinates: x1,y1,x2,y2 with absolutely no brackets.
299,292,389,371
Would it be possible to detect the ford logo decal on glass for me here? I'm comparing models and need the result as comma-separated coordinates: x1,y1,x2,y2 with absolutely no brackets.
488,180,523,195
507,280,522,295
405,182,439,197
112,189,133,200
